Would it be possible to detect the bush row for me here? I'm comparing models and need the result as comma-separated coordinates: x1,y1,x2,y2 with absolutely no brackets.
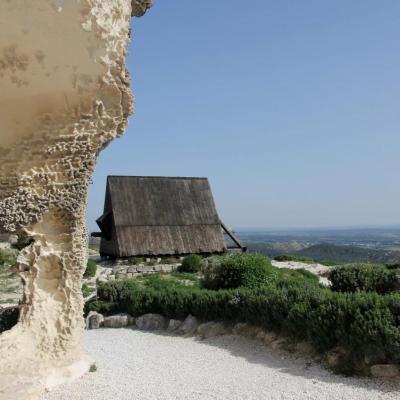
329,264,400,294
88,278,400,365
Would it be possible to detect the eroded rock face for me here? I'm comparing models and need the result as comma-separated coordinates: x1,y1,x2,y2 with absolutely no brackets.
0,1,151,398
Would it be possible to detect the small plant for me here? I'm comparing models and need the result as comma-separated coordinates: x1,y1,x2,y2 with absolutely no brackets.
0,249,17,269
329,263,399,293
129,257,142,265
83,259,97,278
89,363,97,373
82,283,95,298
145,260,157,267
178,254,202,273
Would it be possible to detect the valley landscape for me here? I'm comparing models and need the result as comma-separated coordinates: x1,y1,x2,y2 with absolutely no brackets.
237,227,400,264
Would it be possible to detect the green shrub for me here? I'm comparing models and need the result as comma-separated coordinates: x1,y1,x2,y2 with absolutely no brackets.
83,259,97,278
201,253,275,290
0,307,19,333
178,254,202,273
329,264,400,294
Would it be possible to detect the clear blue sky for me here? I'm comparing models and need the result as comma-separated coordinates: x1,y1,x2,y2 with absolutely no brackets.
87,0,400,231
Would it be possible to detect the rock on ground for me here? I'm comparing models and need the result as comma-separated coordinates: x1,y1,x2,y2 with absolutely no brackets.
103,314,133,329
197,321,230,339
167,319,182,332
136,314,167,331
371,365,400,379
41,329,400,400
86,312,104,330
178,314,198,336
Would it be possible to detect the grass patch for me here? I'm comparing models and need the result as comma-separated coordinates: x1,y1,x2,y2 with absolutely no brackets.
169,271,199,282
84,259,97,279
276,267,320,284
133,272,200,290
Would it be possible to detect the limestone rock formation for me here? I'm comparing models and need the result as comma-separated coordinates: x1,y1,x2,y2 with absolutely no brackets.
0,1,151,398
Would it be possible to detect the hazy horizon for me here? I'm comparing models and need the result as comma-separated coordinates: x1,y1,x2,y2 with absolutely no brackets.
87,1,400,232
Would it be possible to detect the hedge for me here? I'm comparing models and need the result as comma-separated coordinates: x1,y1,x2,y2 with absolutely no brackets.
329,264,400,294
87,279,400,365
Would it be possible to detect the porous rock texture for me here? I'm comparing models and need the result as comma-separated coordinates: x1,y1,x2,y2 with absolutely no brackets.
0,1,151,399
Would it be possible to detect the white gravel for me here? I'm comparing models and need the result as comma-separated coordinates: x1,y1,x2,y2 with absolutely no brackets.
41,329,399,400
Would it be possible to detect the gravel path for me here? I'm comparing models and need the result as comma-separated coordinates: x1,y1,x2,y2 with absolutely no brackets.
42,329,399,400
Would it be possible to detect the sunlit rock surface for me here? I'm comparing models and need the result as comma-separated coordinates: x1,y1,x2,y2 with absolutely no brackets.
0,1,151,398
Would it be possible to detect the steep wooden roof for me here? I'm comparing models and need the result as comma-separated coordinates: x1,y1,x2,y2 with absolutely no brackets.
99,176,227,256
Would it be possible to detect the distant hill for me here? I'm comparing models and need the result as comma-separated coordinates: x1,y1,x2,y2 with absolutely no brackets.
246,241,309,259
245,241,400,264
296,243,400,264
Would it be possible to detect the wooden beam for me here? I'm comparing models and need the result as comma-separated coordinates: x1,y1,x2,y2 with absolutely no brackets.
220,222,247,252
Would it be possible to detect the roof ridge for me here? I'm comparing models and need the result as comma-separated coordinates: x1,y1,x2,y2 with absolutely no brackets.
107,175,208,180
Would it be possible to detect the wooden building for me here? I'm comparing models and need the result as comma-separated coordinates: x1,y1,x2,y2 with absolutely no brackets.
93,176,245,258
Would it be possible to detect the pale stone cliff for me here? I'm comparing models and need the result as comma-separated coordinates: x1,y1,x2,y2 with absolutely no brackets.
0,1,151,398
